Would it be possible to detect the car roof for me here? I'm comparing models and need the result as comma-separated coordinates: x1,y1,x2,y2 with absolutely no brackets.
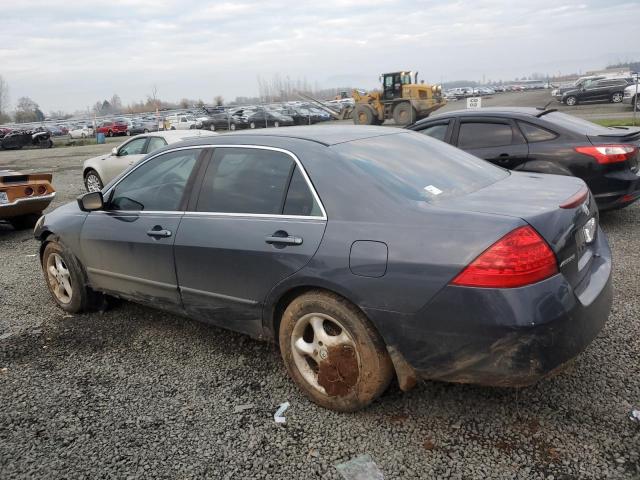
214,125,401,146
428,107,544,119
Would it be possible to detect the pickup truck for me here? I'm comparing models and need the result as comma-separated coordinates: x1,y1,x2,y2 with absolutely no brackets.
166,114,200,130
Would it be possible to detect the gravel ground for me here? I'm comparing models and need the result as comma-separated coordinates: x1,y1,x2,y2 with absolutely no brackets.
0,136,639,479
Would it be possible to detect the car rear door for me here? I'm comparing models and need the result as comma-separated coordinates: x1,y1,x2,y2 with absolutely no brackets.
412,119,454,144
453,117,529,170
173,146,327,336
80,147,206,309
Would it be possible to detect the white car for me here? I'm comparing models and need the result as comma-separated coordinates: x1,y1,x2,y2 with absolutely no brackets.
166,114,200,130
82,129,217,192
69,125,94,139
622,83,640,110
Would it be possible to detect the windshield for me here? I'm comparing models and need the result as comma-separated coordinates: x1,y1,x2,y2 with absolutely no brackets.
332,132,508,203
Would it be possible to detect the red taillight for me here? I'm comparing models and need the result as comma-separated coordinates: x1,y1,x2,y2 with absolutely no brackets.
560,185,589,209
575,144,637,164
451,226,558,288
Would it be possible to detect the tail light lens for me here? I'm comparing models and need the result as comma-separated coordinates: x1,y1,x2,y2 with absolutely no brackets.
575,144,637,164
451,226,558,288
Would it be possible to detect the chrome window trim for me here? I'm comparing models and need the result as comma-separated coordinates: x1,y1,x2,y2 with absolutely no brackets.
0,192,56,208
104,144,328,220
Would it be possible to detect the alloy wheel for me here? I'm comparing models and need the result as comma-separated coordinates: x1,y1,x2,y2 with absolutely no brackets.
612,93,623,103
290,312,360,396
46,253,73,304
85,173,102,192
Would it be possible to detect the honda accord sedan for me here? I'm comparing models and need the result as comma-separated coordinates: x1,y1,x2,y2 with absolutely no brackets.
408,108,640,211
35,126,612,411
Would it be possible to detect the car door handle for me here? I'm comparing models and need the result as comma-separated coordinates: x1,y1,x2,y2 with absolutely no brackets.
265,232,303,246
146,228,172,238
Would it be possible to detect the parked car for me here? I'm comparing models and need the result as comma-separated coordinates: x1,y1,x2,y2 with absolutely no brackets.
206,112,249,131
82,129,217,192
1,129,53,150
129,120,158,135
69,125,94,139
1,169,55,229
46,125,64,137
407,107,640,210
166,114,199,130
0,127,12,138
561,78,630,106
96,120,128,137
247,111,294,129
622,82,640,110
36,126,612,412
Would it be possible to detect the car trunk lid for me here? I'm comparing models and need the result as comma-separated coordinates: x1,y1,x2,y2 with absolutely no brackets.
440,171,598,288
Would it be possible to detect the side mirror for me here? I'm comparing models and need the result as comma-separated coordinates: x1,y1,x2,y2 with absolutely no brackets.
111,147,118,156
77,191,104,212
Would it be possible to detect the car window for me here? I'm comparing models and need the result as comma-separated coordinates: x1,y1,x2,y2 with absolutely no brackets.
283,166,322,216
417,122,449,142
109,148,201,211
118,138,147,156
146,136,168,153
333,132,508,203
458,122,514,149
517,121,557,142
197,148,295,214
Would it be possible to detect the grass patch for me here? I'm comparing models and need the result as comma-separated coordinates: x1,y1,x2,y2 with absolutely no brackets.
592,118,640,127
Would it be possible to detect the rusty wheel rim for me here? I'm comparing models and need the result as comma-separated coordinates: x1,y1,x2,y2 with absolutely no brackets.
46,253,73,305
291,313,360,396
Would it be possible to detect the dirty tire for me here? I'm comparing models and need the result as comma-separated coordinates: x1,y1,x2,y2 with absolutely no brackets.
42,240,100,314
9,213,41,230
279,290,394,412
392,102,416,126
353,104,376,125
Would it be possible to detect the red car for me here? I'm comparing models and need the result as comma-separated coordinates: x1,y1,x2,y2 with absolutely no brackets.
95,120,128,137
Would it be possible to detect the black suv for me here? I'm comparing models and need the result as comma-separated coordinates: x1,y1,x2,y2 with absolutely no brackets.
407,107,640,210
561,78,631,106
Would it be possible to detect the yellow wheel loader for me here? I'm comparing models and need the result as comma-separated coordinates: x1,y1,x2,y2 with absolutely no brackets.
353,71,446,126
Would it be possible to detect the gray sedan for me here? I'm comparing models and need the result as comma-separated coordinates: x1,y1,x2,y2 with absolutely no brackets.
34,126,612,411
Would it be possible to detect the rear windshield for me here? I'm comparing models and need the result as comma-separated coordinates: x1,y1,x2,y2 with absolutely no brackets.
542,112,615,135
332,132,508,203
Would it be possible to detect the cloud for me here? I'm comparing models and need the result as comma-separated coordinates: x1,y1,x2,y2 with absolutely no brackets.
0,0,638,112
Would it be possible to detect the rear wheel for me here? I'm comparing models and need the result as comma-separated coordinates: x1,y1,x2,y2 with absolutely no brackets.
84,169,103,192
353,104,376,125
209,124,215,131
107,130,113,137
230,123,236,131
279,291,394,412
611,92,623,103
274,121,280,128
250,122,256,129
42,241,99,313
565,96,577,106
392,102,417,126
9,213,41,230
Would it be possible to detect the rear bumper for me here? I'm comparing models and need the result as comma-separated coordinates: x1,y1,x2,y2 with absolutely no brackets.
0,192,55,219
365,230,612,388
593,171,640,211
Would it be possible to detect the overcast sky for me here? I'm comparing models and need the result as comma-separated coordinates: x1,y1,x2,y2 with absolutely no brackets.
0,0,638,113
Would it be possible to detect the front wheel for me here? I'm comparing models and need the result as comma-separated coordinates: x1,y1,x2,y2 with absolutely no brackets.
42,241,98,313
209,124,215,131
564,96,577,106
274,121,280,128
279,291,394,412
84,169,104,192
611,92,623,103
229,123,236,131
250,122,256,129
107,130,113,137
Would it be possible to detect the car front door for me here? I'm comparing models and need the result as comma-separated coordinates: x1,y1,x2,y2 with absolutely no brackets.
80,147,206,310
174,146,327,336
454,118,529,170
102,136,149,184
580,80,607,102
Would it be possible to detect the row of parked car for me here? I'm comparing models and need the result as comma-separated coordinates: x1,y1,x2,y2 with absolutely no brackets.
551,74,639,107
444,82,548,100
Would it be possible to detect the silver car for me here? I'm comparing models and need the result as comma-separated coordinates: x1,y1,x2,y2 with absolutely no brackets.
82,130,217,192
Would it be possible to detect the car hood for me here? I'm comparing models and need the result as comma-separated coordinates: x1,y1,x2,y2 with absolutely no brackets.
84,153,111,166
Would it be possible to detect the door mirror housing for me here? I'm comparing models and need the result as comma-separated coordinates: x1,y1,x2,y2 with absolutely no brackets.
77,191,104,211
111,147,118,156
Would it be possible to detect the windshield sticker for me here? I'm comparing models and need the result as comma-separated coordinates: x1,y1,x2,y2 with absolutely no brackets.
423,185,443,196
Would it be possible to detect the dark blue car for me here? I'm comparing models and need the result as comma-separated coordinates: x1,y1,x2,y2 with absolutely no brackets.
35,126,612,411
